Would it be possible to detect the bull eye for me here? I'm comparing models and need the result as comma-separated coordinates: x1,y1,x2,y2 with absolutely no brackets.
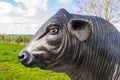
49,27,58,35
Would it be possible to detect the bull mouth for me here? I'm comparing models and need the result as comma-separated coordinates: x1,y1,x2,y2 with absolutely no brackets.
20,56,52,69
21,56,39,68
19,51,40,68
19,50,56,69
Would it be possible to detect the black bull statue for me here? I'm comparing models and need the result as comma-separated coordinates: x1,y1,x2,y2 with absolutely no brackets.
18,9,120,80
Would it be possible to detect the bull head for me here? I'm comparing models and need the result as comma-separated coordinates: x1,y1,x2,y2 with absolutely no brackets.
18,8,92,70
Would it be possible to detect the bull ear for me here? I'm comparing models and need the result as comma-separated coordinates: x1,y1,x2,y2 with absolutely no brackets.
68,19,92,41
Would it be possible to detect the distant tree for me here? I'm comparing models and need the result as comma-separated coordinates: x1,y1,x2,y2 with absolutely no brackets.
10,35,13,43
7,37,12,42
0,35,5,42
73,0,120,23
16,36,30,44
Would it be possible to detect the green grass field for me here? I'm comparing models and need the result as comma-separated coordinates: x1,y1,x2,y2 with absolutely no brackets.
0,42,70,80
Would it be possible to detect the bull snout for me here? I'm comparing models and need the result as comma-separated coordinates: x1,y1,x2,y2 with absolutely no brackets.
18,50,39,67
19,50,30,62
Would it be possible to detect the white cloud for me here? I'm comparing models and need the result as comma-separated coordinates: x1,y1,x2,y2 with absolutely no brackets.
58,0,70,3
0,15,38,24
0,0,48,34
14,0,48,16
114,23,120,31
0,0,48,17
0,2,13,15
0,23,39,34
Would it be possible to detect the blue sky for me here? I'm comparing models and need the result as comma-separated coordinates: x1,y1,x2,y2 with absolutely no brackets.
0,0,119,34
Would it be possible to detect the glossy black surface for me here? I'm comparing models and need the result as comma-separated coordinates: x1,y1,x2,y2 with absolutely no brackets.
19,9,120,80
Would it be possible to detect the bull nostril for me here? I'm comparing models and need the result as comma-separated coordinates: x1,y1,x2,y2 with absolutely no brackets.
21,54,24,59
18,52,28,61
19,50,31,62
19,53,25,60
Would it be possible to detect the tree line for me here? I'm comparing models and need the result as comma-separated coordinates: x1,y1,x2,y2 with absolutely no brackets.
0,34,32,45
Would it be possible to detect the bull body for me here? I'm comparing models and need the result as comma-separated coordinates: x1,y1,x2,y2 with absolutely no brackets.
19,9,120,80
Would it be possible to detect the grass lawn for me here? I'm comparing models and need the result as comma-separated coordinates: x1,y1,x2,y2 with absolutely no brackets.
0,42,70,80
